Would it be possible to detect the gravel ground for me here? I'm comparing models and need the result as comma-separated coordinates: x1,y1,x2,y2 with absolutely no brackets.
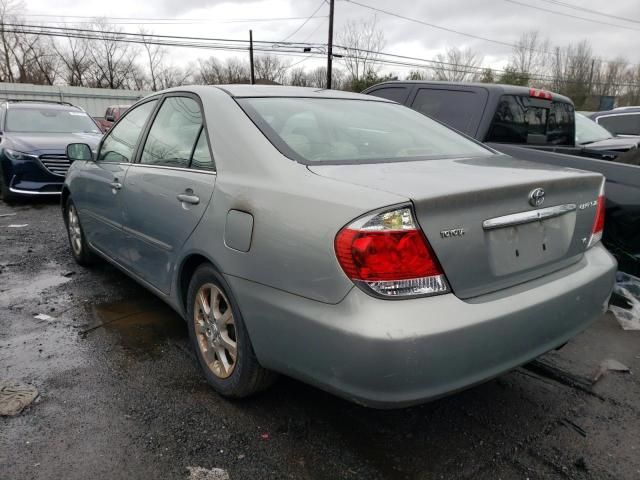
1,200,639,480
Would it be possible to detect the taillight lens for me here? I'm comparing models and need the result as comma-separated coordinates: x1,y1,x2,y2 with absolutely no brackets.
587,181,606,249
335,206,449,298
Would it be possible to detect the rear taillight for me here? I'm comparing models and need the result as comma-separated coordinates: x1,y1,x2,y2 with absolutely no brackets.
587,181,606,249
335,206,449,298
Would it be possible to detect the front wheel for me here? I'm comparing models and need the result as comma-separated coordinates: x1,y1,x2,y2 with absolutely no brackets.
0,177,16,204
186,264,275,398
65,198,96,266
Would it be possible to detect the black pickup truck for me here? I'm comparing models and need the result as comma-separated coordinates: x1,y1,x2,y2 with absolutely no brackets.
364,81,640,274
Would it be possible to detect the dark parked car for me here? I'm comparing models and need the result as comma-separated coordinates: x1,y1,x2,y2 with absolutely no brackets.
575,112,640,155
0,100,103,202
590,107,640,137
363,81,640,275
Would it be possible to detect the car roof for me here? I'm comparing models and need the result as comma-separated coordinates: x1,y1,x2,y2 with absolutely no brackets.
160,84,393,101
3,100,83,111
591,107,640,117
366,80,574,104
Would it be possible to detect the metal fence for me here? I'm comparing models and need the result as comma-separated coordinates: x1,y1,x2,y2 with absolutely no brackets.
0,83,150,117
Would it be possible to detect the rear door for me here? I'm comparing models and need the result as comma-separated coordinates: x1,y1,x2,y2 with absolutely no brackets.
74,99,158,264
119,93,216,294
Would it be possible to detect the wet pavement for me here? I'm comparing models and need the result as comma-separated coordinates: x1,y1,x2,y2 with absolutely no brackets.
1,200,640,480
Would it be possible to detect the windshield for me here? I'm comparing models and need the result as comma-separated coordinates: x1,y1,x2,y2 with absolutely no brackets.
575,112,613,144
6,108,101,134
238,97,492,163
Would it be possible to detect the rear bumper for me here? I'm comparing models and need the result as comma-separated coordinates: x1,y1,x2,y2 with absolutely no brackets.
227,244,617,408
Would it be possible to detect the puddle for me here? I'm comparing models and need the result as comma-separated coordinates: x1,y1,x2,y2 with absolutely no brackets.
85,299,187,353
0,270,71,307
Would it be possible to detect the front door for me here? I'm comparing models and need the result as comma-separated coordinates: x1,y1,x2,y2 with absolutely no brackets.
75,99,158,264
120,95,216,294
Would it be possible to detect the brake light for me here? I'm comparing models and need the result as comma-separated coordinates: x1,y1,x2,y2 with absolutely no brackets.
587,181,605,249
529,88,552,100
335,207,449,298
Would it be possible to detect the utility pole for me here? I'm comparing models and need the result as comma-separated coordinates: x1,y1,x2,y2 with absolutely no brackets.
326,0,335,89
249,30,255,85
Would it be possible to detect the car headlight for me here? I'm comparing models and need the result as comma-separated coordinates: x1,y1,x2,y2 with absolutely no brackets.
4,148,39,161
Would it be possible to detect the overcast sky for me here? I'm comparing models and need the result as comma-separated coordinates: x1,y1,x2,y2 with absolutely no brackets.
21,0,640,75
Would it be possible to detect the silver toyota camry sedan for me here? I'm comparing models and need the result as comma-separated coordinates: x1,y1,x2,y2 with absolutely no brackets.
62,85,616,408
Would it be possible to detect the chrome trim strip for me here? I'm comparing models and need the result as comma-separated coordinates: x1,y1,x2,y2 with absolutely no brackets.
122,225,173,252
128,163,217,175
9,187,60,195
80,208,172,251
482,204,577,230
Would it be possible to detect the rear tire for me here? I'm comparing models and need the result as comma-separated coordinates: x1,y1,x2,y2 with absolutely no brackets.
186,264,276,398
64,197,96,266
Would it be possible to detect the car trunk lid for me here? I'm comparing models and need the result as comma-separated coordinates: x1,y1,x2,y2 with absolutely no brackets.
309,154,603,299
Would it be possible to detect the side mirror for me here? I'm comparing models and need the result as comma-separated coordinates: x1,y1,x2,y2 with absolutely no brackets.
105,115,115,122
67,143,93,162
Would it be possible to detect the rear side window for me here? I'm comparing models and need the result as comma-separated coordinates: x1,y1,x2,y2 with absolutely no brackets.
367,87,409,104
411,88,485,136
486,95,574,145
597,114,640,136
141,97,202,168
98,100,157,163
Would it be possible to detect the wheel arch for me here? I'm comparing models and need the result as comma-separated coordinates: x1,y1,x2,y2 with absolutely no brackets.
177,252,224,315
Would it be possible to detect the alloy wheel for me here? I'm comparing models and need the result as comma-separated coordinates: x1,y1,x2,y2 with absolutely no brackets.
67,204,83,256
194,283,237,379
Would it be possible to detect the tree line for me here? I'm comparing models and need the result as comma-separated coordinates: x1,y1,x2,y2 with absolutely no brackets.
1,0,639,109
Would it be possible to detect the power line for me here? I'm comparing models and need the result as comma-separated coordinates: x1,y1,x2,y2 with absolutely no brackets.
20,13,328,23
537,0,640,25
504,0,640,31
278,0,326,43
342,0,636,66
1,23,325,48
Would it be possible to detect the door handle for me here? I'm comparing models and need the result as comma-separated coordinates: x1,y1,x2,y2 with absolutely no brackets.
177,193,200,205
109,180,122,191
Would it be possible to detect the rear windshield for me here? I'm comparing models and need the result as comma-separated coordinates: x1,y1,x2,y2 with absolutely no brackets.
5,108,100,134
238,97,492,164
486,95,574,145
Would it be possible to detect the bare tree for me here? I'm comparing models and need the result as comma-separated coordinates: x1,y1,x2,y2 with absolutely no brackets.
338,17,385,84
288,67,310,86
550,40,594,108
254,54,289,83
406,69,428,80
54,34,93,86
508,31,551,82
87,20,137,89
431,47,483,82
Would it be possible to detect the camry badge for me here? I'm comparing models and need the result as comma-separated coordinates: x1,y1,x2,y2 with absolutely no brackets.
529,188,545,207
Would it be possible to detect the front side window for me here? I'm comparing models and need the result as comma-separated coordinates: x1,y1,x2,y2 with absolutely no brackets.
141,97,202,168
98,100,157,163
5,108,100,134
486,95,574,145
238,97,491,164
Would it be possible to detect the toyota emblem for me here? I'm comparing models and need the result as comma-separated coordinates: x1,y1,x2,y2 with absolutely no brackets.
529,188,545,207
